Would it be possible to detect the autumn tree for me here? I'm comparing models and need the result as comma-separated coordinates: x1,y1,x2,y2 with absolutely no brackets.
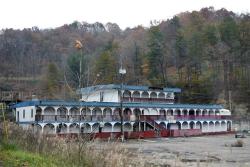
0,8,250,117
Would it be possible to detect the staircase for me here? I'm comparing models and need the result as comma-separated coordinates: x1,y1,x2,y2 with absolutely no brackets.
144,116,167,131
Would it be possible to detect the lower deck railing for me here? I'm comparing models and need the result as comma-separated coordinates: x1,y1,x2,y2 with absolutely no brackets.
35,114,231,122
123,97,174,103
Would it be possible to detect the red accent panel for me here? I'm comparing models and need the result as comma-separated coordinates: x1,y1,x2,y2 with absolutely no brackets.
160,130,170,137
93,132,111,138
142,131,156,138
127,132,142,139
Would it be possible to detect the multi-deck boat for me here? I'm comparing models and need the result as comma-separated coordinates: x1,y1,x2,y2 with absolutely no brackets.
12,84,232,138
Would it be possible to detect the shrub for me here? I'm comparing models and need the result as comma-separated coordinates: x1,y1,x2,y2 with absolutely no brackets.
231,140,244,147
0,122,143,167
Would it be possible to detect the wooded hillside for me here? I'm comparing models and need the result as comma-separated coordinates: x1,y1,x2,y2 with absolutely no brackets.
0,7,249,117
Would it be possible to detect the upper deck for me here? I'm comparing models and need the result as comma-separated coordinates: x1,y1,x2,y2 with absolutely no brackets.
79,84,181,104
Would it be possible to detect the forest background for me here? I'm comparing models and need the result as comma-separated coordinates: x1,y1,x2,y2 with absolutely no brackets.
0,7,249,118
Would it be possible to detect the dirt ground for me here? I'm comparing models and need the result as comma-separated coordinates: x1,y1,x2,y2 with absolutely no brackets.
120,134,250,167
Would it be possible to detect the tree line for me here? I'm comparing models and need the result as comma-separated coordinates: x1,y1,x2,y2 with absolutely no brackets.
0,7,249,117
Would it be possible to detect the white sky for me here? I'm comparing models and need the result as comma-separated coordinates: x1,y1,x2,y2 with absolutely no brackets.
0,0,249,30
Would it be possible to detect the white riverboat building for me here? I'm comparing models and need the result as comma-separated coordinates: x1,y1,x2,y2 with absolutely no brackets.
13,84,232,138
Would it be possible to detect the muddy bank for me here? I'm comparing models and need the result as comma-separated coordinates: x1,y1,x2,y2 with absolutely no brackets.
119,135,250,167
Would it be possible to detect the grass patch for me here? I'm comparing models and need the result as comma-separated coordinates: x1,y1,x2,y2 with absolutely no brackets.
0,123,143,167
0,143,58,167
1,142,18,151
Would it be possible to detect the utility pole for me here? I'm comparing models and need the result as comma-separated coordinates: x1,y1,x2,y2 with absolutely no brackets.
119,67,126,142
75,40,83,89
75,40,83,136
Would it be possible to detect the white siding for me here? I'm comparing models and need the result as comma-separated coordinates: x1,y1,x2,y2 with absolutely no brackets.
103,89,119,102
219,109,231,116
82,91,101,102
16,106,36,122
81,89,119,102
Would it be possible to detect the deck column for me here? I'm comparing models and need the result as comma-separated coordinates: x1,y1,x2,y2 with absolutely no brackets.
53,107,59,115
156,92,159,98
54,124,57,134
213,109,216,116
40,107,45,115
66,126,69,133
139,121,141,131
180,109,183,116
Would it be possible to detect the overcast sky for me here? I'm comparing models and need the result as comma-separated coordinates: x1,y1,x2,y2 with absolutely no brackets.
0,0,249,30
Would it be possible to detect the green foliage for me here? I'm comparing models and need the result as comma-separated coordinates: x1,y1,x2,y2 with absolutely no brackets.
146,26,166,86
132,42,143,85
188,31,204,62
0,8,250,114
0,142,18,151
0,143,58,167
190,11,205,31
93,40,119,84
239,14,250,58
67,53,80,87
170,16,181,30
68,53,80,76
203,25,218,46
43,63,61,99
95,51,116,84
219,16,239,48
0,123,140,167
175,31,187,64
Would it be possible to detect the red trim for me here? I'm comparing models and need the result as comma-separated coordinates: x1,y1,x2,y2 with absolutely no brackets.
56,130,235,139
160,130,170,137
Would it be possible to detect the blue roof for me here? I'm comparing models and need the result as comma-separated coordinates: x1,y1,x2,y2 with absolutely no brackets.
11,100,224,110
79,84,181,94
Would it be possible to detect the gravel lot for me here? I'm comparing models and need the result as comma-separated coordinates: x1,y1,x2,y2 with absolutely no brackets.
120,134,250,167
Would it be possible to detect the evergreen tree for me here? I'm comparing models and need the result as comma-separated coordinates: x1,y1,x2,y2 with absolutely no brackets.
219,16,240,107
67,53,80,88
146,26,166,86
43,63,61,99
133,41,143,85
95,51,116,84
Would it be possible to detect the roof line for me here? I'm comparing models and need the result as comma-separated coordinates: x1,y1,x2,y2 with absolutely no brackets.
11,100,224,109
79,84,181,94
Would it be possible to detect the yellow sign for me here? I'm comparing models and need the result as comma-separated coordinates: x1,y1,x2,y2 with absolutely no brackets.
75,40,83,50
